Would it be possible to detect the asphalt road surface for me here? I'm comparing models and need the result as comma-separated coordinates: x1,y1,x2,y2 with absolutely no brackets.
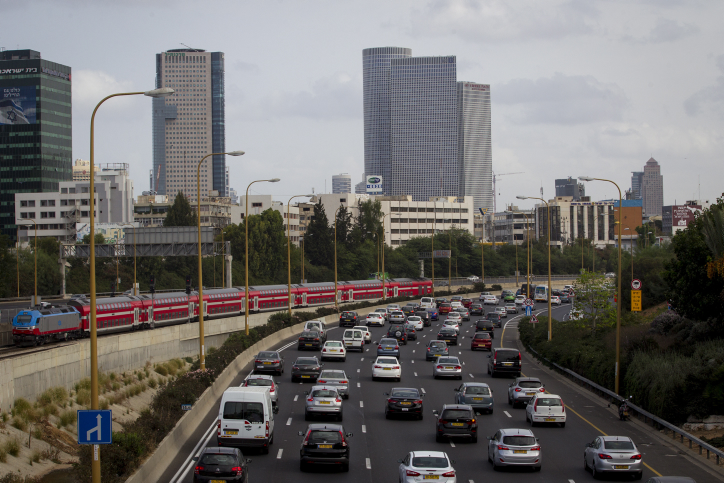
165,301,720,483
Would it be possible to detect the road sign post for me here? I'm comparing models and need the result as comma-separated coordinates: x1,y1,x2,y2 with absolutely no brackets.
529,314,539,324
631,290,642,312
631,279,642,290
77,410,112,445
524,298,534,307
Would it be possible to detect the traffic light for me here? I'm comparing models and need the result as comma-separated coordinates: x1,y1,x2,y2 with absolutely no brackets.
185,275,192,295
150,274,156,294
110,282,116,297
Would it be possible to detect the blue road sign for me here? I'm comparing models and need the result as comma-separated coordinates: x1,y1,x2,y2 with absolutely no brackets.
77,410,112,445
525,306,533,316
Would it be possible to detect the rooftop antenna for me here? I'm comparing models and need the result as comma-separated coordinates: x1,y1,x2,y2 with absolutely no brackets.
180,43,202,51
540,182,543,198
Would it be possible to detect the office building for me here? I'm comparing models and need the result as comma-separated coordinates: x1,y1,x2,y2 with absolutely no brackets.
72,159,99,181
332,173,352,194
641,157,663,217
457,82,493,213
135,191,232,228
555,177,585,201
152,49,226,201
631,171,643,200
232,195,301,245
491,206,535,245
0,49,72,240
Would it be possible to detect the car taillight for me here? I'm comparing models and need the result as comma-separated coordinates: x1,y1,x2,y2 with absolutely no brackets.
406,470,421,476
194,466,203,474
336,398,342,403
530,445,541,451
515,388,521,392
265,421,269,437
534,399,539,411
307,397,314,402
561,401,565,412
273,360,280,364
302,431,310,446
630,454,642,460
216,420,221,436
427,348,431,351
374,365,382,369
232,466,243,476
298,337,303,341
394,345,399,350
598,453,612,459
442,470,455,477
518,353,522,363
270,382,275,391
314,338,319,341
340,380,348,384
393,366,400,369
439,419,448,424
455,365,461,370
292,365,298,370
322,348,327,352
339,430,348,447
319,380,326,383
255,359,262,364
497,445,509,450
539,387,545,392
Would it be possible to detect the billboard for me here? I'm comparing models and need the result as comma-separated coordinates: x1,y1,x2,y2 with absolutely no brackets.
366,175,383,193
1,86,36,124
672,205,701,228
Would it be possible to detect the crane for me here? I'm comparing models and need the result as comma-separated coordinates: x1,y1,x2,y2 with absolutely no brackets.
493,171,524,213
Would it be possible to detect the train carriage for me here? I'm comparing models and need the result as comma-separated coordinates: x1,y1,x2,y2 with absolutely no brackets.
203,288,243,319
68,296,142,335
135,292,196,328
12,306,82,346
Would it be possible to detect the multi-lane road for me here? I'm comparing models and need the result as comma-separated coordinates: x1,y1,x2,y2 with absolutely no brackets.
165,300,720,483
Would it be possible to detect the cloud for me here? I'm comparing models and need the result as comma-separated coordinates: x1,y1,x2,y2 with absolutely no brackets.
233,61,260,73
623,17,699,43
408,0,599,42
71,70,135,110
684,55,724,119
496,73,629,124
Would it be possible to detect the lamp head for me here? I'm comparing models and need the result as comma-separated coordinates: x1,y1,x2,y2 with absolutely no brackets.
516,195,527,200
228,151,245,156
144,87,174,98
270,178,281,183
578,176,594,182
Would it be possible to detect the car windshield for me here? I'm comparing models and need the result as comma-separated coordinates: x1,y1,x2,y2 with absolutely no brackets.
326,341,342,347
320,371,345,379
391,312,404,317
296,358,318,365
412,456,448,469
503,435,536,446
496,350,520,362
439,329,455,334
380,339,396,345
200,453,238,466
519,381,541,388
368,313,381,318
245,378,272,387
308,431,342,444
303,331,320,337
389,325,404,331
223,402,264,422
429,342,446,349
377,358,398,365
438,358,459,364
474,333,491,340
464,386,490,395
604,440,635,450
441,409,472,419
536,398,562,406
408,317,421,321
441,303,451,308
391,389,419,398
258,352,277,358
311,389,338,398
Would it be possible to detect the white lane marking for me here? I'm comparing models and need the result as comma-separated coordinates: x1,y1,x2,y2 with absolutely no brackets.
469,480,475,483
169,416,217,483
449,441,456,448
411,360,415,364
417,341,420,344
286,418,292,425
421,387,426,394
504,411,512,418
361,357,364,361
362,425,367,433
366,458,372,469
412,349,415,353
357,382,361,388
414,372,418,377
294,395,298,402
360,401,364,408
277,449,283,459
469,373,474,378
568,480,575,483
357,369,360,373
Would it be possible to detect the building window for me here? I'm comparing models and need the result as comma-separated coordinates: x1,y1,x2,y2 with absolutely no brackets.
69,188,76,194
20,200,28,207
81,187,89,193
252,203,262,207
40,212,48,219
60,200,68,206
61,188,68,194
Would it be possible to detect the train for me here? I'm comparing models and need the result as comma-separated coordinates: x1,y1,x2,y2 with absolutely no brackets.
12,278,432,347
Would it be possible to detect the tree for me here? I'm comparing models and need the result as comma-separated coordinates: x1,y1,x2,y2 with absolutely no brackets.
164,191,195,227
572,271,615,332
334,206,353,248
81,233,106,245
305,200,333,268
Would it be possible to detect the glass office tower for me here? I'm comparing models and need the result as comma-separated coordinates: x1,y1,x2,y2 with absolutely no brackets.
457,82,492,213
0,49,72,240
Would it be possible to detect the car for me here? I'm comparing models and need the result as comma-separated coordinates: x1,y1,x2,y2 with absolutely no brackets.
419,297,436,309
374,308,390,321
433,404,478,442
525,393,566,427
644,478,695,483
515,295,526,305
558,292,570,303
192,446,250,483
387,304,401,311
451,295,463,303
436,327,458,346
505,303,518,314
450,301,463,310
377,338,401,358
487,428,541,471
550,295,562,306
494,306,508,318
321,340,347,361
427,308,439,321
508,377,545,408
478,291,492,300
454,307,470,321
387,324,408,344
291,357,323,382
384,387,424,419
39,301,52,308
242,374,279,407
298,423,352,472
397,451,457,482
352,326,372,344
339,311,359,327
342,328,365,352
372,356,402,381
433,356,463,379
316,370,349,399
487,348,522,377
471,331,492,351
366,312,385,327
461,298,473,308
454,382,494,414
482,295,499,305
485,312,502,328
389,311,406,324
502,290,516,303
438,303,453,314
298,330,323,351
415,310,432,326
424,340,447,361
467,275,481,282
303,320,328,342
564,284,574,291
470,303,484,315
442,319,460,333
304,385,343,421
217,387,275,452
435,297,448,306
406,315,424,330
404,323,418,341
402,305,417,317
583,435,643,480
253,351,284,376
446,311,462,324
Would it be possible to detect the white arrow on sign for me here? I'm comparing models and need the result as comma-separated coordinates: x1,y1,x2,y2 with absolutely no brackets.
87,414,102,441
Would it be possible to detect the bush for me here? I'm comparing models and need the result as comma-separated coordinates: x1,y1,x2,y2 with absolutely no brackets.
12,398,32,418
491,284,502,291
154,365,168,377
59,410,76,428
99,399,110,410
76,388,91,407
0,448,6,463
30,450,41,464
11,418,26,432
184,356,193,364
4,438,20,457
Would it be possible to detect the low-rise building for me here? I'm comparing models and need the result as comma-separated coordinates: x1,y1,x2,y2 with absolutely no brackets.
134,192,232,229
492,206,535,244
233,195,301,244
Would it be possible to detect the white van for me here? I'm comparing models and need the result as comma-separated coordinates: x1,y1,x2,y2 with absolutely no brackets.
420,297,436,309
343,329,364,352
217,387,277,454
303,320,328,341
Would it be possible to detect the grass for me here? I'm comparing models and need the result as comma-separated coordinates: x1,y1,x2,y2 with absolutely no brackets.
0,447,6,463
4,438,20,457
76,388,91,407
30,450,41,464
11,418,26,432
58,410,76,429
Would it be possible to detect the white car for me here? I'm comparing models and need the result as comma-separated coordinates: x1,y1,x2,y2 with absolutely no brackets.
483,295,499,305
387,304,401,311
321,341,347,361
551,296,561,306
494,306,507,318
446,312,462,323
353,326,372,344
342,328,365,352
442,319,460,333
515,295,526,305
398,451,457,483
525,393,566,427
450,301,463,309
419,297,436,309
478,291,492,301
372,356,401,381
366,313,385,327
406,316,424,331
467,275,481,282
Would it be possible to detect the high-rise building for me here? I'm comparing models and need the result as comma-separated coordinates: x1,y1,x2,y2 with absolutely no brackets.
0,49,72,240
457,82,493,212
153,49,225,201
641,158,663,217
555,177,585,200
363,47,412,195
332,173,352,194
631,171,643,200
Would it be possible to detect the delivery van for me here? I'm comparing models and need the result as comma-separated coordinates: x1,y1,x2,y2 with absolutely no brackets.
217,386,277,454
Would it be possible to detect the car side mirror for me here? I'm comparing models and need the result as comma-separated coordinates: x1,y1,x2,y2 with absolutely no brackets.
451,460,456,464
346,432,353,437
304,391,309,396
432,410,439,415
246,458,252,464
384,392,389,396
192,456,199,462
397,459,403,463
486,436,492,440
273,406,279,414
487,355,491,358
374,341,379,345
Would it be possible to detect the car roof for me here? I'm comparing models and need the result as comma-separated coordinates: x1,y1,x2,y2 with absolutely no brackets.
307,423,344,431
200,446,237,455
500,428,535,436
442,403,473,410
532,393,561,399
494,348,519,353
515,377,541,383
391,386,419,392
310,385,340,392
295,356,319,361
411,450,449,459
247,374,274,380
461,382,490,388
600,435,633,442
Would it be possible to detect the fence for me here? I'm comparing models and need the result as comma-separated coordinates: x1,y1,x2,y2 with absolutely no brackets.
527,346,724,466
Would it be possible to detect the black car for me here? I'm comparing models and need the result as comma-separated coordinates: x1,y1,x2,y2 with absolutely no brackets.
291,357,323,382
387,324,408,344
404,323,417,341
339,311,359,327
470,303,484,316
485,313,502,328
437,327,458,346
193,446,250,483
253,351,284,376
433,404,478,443
487,348,522,378
299,424,352,472
298,331,323,351
475,320,495,338
384,387,424,419
402,305,417,316
415,310,432,327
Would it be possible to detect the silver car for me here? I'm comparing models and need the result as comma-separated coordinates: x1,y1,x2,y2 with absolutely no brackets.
304,385,343,421
433,356,463,380
446,311,462,323
583,435,643,479
242,374,279,406
454,307,470,321
508,377,544,408
374,308,390,321
494,306,508,318
389,311,406,324
454,382,494,414
487,428,541,471
317,369,349,399
505,303,519,314
387,304,401,311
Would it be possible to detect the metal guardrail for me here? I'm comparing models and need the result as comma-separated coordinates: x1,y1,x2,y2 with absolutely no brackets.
527,346,724,466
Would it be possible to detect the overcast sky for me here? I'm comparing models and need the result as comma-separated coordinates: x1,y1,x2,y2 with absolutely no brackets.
5,0,723,210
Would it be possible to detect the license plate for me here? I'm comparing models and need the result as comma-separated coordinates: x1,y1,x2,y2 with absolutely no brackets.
210,480,226,483
544,418,556,421
472,397,482,401
401,402,411,405
434,354,441,357
301,375,310,378
318,444,333,449
402,408,408,411
513,450,527,454
451,422,464,427
445,366,454,370
526,392,536,396
330,349,337,352
503,362,513,366
305,343,312,346
225,430,238,435
383,368,391,370
263,362,272,365
614,465,629,470
319,401,330,404
423,476,439,480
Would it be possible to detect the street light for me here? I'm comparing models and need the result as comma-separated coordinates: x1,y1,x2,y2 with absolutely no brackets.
517,195,552,340
197,150,244,369
513,211,532,295
579,175,623,394
287,195,313,318
245,178,280,335
18,220,37,306
88,86,173,483
380,213,400,299
334,205,345,311
119,223,137,296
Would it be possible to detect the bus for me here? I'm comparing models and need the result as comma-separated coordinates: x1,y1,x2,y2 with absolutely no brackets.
534,285,549,303
520,283,536,298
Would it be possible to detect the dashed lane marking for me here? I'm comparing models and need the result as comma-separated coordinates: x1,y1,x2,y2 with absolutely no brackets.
357,382,361,388
411,360,415,364
294,395,298,402
413,349,416,353
414,372,418,377
360,401,364,408
449,441,456,448
366,458,372,469
362,425,367,433
361,357,364,361
277,449,283,459
504,411,512,418
421,387,426,394
357,369,360,373
286,418,292,425
469,373,474,378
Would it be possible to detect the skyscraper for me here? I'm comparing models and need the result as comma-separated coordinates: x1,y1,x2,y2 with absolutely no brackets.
0,49,72,240
153,49,225,201
642,157,663,217
555,176,585,200
332,173,352,194
457,82,493,212
362,47,412,194
630,171,643,200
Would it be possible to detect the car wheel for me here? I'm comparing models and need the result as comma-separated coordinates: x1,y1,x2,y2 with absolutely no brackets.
342,463,350,472
418,412,424,420
584,456,589,472
492,458,500,471
634,472,643,480
560,422,566,428
304,411,311,421
385,410,390,419
488,449,493,463
533,466,541,472
591,466,599,480
435,434,444,443
342,357,347,362
338,412,344,422
471,435,478,443
508,394,512,406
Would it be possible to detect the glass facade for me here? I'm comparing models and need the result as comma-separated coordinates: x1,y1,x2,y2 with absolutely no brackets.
457,82,492,213
211,52,226,196
0,50,72,240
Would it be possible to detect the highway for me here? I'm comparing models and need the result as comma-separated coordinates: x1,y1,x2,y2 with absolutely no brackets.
164,300,720,483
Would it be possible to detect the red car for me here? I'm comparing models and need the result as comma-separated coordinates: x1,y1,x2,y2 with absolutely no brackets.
438,303,453,314
462,298,473,308
471,332,492,351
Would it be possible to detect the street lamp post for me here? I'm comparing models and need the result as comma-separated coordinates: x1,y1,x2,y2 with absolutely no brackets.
624,227,633,280
19,220,37,305
517,195,552,340
300,236,305,282
88,87,174,483
245,178,280,335
197,151,244,369
287,195,313,318
448,231,452,291
580,176,623,394
513,211,531,294
119,223,137,296
16,226,20,297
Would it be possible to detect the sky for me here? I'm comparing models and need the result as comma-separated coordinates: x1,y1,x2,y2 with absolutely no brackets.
4,0,723,210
